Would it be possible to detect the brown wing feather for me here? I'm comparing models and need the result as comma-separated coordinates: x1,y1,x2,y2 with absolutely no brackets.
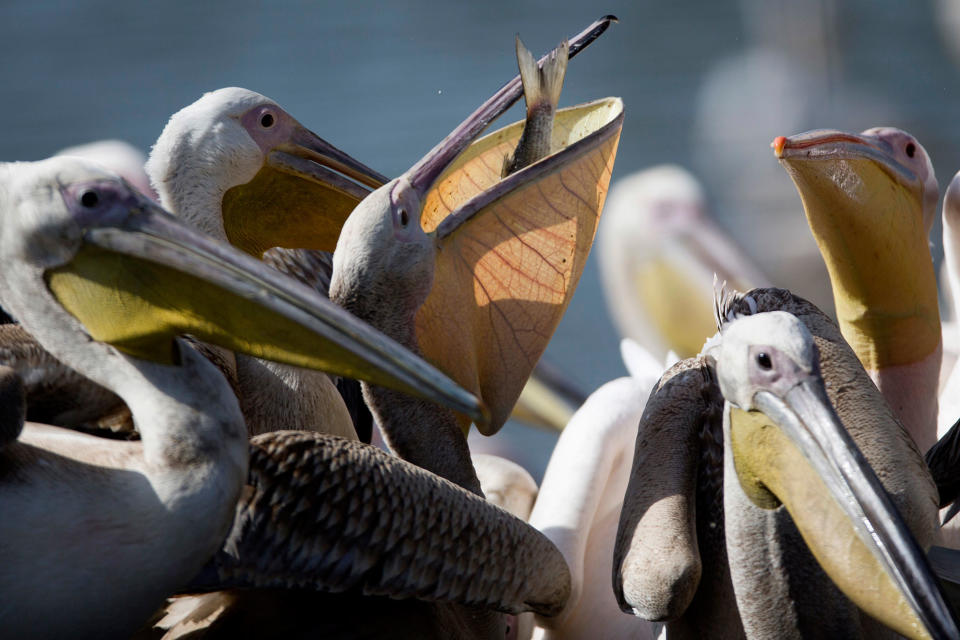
416,99,623,434
187,431,570,616
261,248,334,297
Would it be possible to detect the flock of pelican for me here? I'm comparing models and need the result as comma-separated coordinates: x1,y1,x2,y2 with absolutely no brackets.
2,13,960,640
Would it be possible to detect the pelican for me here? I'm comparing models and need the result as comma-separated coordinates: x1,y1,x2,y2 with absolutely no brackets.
147,86,392,441
773,127,940,452
0,157,483,638
330,15,621,494
526,338,663,640
598,165,768,361
0,88,389,441
614,288,952,638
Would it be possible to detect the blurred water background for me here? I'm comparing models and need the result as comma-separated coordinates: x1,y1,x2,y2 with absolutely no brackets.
3,0,960,479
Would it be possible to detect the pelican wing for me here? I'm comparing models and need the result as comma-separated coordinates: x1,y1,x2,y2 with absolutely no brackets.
186,431,571,615
262,247,335,297
415,98,623,434
613,357,715,621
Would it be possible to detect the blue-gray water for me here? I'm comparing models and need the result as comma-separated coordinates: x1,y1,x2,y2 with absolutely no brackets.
3,1,959,479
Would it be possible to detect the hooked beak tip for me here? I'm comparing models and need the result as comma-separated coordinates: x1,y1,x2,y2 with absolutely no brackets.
772,136,787,157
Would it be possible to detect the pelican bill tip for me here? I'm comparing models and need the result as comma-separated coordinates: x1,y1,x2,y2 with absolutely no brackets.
772,136,787,157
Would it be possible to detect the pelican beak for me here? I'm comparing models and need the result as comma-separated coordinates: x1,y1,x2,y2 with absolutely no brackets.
46,180,484,423
223,125,388,257
272,125,388,192
404,14,617,202
773,129,938,371
774,129,919,187
729,378,957,639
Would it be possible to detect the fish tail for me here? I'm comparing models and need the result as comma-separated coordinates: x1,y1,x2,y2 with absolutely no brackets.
502,37,569,177
515,37,569,115
540,39,569,112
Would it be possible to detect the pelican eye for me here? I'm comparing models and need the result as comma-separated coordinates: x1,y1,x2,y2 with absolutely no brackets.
79,190,99,208
756,352,772,370
398,207,409,226
260,112,275,128
906,142,916,158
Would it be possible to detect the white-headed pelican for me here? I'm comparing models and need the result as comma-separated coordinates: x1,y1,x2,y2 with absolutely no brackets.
615,288,953,639
0,157,483,638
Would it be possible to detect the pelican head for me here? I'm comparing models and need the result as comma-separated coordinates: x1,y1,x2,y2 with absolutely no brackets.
711,310,815,411
0,157,483,422
709,311,957,640
603,165,706,244
147,87,386,256
330,175,435,335
775,126,936,228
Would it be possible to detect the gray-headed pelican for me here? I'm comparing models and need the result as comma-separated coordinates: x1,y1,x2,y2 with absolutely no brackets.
330,15,620,494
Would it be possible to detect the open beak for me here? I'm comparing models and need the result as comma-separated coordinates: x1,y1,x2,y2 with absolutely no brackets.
729,379,958,639
223,125,388,257
404,14,617,201
47,184,484,424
